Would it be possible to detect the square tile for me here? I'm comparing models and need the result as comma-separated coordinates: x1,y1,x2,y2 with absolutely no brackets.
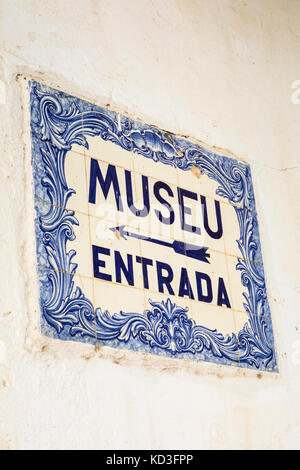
194,250,232,310
93,279,145,318
234,309,251,334
191,303,236,339
68,211,92,278
73,274,94,300
90,214,143,290
133,151,179,187
85,154,128,221
221,201,241,257
65,150,89,215
84,134,135,171
132,176,181,242
226,254,264,315
177,166,226,203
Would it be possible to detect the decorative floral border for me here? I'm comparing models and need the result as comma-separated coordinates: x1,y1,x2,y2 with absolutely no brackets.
29,81,278,372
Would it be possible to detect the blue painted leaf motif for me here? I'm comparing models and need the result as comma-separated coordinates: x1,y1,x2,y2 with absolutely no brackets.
30,81,277,371
142,299,192,353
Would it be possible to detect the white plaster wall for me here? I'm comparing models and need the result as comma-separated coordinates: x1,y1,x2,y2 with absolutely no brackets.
0,0,299,449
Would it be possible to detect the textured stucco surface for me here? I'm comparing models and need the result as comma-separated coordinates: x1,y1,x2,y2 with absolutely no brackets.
0,0,299,449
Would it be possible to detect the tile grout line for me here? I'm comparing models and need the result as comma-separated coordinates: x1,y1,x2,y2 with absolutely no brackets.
81,100,97,346
224,248,241,367
131,143,149,348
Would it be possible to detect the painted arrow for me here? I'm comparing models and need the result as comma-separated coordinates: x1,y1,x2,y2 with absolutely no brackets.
110,225,210,263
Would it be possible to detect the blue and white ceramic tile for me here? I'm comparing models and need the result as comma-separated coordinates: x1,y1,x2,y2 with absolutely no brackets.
29,81,278,372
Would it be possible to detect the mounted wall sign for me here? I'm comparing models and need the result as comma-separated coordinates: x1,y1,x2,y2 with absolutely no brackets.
29,81,277,372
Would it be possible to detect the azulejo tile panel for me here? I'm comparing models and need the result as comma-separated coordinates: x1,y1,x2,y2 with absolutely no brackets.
29,80,278,372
